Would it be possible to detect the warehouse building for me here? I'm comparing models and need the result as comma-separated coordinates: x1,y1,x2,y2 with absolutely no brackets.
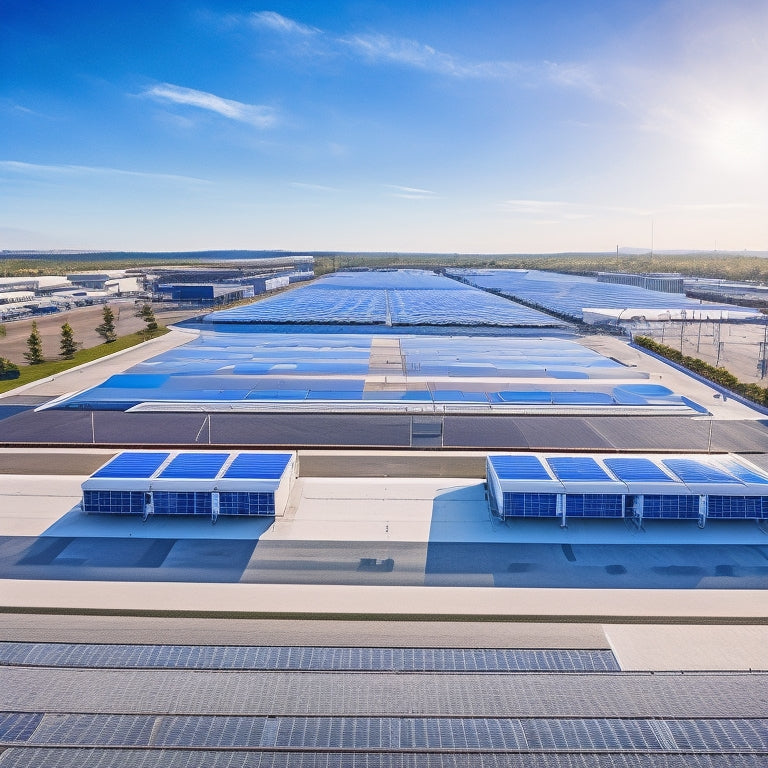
487,452,768,526
81,450,296,521
155,283,246,306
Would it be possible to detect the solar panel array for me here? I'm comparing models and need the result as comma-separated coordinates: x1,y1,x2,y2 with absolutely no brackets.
489,453,768,522
82,451,293,517
55,331,703,414
90,451,292,484
449,268,756,321
205,270,565,327
0,643,618,672
0,713,764,753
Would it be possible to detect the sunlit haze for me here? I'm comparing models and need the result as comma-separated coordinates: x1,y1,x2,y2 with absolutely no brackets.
1,0,766,253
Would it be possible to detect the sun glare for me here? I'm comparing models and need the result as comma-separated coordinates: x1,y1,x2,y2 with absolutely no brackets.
698,108,766,171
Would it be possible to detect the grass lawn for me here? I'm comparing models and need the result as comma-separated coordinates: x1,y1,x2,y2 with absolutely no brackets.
0,328,169,394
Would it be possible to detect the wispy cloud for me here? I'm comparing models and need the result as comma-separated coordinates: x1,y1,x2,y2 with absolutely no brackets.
385,184,437,200
243,11,593,89
0,160,209,185
289,181,340,192
141,83,278,128
249,11,319,36
340,34,518,79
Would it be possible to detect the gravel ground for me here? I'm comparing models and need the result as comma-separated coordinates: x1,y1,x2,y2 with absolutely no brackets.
0,302,200,365
632,319,768,385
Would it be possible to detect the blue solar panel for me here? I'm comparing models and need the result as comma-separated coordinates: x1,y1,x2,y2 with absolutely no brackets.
92,452,170,479
223,453,291,480
489,455,551,481
716,459,768,485
158,453,229,479
551,392,613,405
99,374,169,389
547,457,610,481
603,458,675,483
662,458,743,484
496,391,551,403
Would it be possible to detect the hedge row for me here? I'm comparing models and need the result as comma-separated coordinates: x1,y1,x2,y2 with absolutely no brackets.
634,336,768,407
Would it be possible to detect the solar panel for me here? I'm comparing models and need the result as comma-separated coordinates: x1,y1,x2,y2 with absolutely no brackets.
662,458,743,484
158,453,229,479
489,455,551,481
99,374,169,389
91,452,170,479
716,459,768,485
223,453,292,480
603,458,675,483
0,642,619,672
550,392,614,405
547,456,611,481
0,712,43,742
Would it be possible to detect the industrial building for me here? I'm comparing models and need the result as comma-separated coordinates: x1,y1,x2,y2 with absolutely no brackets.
487,452,768,526
81,450,296,521
155,283,247,306
597,271,685,293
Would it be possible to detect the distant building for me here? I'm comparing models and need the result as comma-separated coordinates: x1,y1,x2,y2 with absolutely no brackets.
0,290,35,305
597,272,684,294
0,276,71,293
155,283,246,306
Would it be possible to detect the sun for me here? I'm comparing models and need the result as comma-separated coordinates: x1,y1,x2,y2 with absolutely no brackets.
697,107,766,171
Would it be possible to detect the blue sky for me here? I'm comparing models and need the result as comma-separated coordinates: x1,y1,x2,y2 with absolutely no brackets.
1,0,766,253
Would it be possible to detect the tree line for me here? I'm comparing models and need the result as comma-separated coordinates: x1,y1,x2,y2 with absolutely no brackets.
634,335,768,408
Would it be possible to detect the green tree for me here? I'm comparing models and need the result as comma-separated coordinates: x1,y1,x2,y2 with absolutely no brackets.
0,324,6,338
23,320,44,364
0,357,20,380
59,321,79,359
135,303,159,334
95,305,117,343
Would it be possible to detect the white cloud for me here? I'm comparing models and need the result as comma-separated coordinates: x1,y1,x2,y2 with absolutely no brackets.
142,83,277,128
0,160,209,185
386,184,437,200
290,182,340,192
242,12,591,89
249,11,319,35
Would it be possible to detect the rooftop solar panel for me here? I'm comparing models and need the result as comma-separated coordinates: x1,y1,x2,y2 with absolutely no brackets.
662,458,743,484
158,453,229,479
489,455,551,481
547,456,611,481
603,458,675,483
100,374,169,389
223,453,292,480
92,452,170,479
716,459,768,485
